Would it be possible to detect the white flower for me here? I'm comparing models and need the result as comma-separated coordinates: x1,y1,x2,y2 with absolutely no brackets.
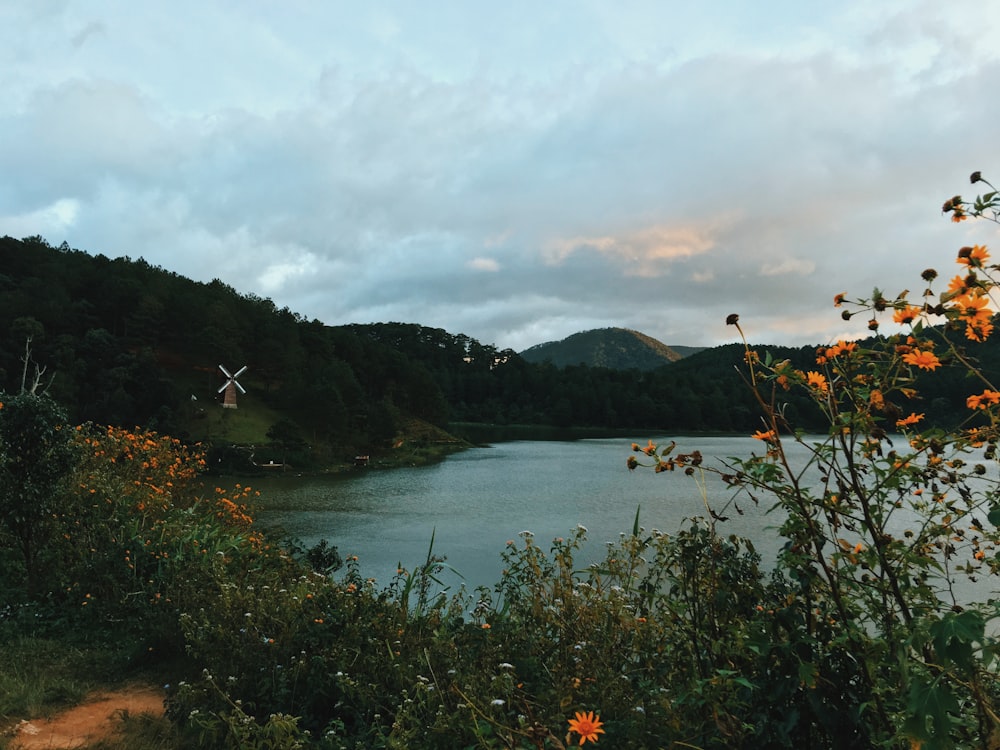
499,662,515,670
491,699,505,706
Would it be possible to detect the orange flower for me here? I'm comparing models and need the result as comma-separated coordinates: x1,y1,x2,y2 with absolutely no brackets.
902,349,941,371
752,429,777,442
568,711,605,745
895,412,924,428
869,389,885,411
966,319,994,342
825,340,857,358
953,293,995,341
806,371,829,393
833,292,846,307
947,274,970,295
892,305,922,325
957,244,990,267
966,390,1000,410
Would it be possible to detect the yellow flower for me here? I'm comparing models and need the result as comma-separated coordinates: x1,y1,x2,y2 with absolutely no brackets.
806,371,829,393
568,711,605,745
902,349,941,371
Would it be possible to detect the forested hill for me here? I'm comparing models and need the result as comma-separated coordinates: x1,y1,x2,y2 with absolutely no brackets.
519,327,698,370
1,235,991,469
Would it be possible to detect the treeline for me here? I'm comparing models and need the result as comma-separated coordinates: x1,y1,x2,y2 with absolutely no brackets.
1,235,988,453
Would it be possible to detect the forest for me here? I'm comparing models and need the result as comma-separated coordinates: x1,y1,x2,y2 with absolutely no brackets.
1,234,993,471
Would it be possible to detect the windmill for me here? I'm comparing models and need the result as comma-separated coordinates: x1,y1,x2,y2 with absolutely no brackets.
218,364,247,409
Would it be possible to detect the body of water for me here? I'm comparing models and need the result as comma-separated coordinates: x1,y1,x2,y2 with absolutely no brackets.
251,436,783,592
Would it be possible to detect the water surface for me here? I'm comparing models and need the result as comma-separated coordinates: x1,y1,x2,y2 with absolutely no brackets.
252,436,780,591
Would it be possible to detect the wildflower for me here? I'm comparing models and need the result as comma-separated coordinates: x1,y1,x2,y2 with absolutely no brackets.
726,313,740,325
834,292,846,307
966,390,1000,410
825,340,857,358
957,244,990,268
752,429,777,442
895,413,924,428
902,349,941,371
893,305,922,325
947,274,971,295
869,389,885,411
642,439,656,456
568,711,605,745
491,699,505,707
806,371,829,393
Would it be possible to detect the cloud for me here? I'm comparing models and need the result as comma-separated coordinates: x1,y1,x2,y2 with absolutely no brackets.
1,1,999,354
543,223,720,278
760,258,817,277
468,257,501,272
0,198,80,238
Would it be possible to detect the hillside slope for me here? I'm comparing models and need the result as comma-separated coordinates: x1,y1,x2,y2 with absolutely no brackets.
519,327,697,370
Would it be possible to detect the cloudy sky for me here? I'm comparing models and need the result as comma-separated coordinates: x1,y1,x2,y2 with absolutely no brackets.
2,1,999,352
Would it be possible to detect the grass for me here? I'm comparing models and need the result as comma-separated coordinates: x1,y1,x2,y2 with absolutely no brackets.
0,628,189,750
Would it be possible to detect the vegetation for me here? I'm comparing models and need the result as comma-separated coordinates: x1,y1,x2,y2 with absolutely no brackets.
5,173,1000,749
0,234,894,461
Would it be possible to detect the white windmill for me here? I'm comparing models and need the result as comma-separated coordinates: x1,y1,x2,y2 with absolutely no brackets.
218,364,248,409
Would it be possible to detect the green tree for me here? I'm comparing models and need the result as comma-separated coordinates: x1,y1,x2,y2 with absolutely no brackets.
0,391,77,596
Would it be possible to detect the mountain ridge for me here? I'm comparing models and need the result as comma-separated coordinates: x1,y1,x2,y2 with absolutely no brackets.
519,327,704,371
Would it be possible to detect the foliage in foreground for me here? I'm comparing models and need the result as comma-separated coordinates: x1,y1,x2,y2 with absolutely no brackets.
5,174,1000,748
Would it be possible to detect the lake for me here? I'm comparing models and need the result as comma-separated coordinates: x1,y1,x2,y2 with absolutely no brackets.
251,435,786,592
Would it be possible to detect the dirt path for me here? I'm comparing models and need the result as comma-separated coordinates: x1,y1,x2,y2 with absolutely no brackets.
9,683,165,750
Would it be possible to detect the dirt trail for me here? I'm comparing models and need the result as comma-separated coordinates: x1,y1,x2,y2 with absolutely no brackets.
9,683,165,749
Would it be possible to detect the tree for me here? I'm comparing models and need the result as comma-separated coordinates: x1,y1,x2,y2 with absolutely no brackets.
0,391,77,596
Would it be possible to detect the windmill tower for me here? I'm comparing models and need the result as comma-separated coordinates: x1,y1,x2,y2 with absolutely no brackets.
218,364,247,409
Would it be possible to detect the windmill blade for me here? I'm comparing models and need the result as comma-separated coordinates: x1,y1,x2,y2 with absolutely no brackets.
218,381,231,394
234,381,247,394
233,365,248,379
219,364,233,378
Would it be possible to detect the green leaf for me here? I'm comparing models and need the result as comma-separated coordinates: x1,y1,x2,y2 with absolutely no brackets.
930,610,984,672
988,506,1000,527
902,676,959,748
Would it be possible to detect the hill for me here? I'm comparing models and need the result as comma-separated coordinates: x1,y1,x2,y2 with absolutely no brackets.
519,327,699,370
2,235,990,451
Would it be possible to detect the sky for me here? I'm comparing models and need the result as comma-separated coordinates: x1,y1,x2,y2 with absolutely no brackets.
2,1,1000,353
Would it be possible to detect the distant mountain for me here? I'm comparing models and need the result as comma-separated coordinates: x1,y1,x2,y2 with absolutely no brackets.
519,328,702,371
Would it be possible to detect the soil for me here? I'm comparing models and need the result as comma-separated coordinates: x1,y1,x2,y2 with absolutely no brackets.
8,683,165,750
